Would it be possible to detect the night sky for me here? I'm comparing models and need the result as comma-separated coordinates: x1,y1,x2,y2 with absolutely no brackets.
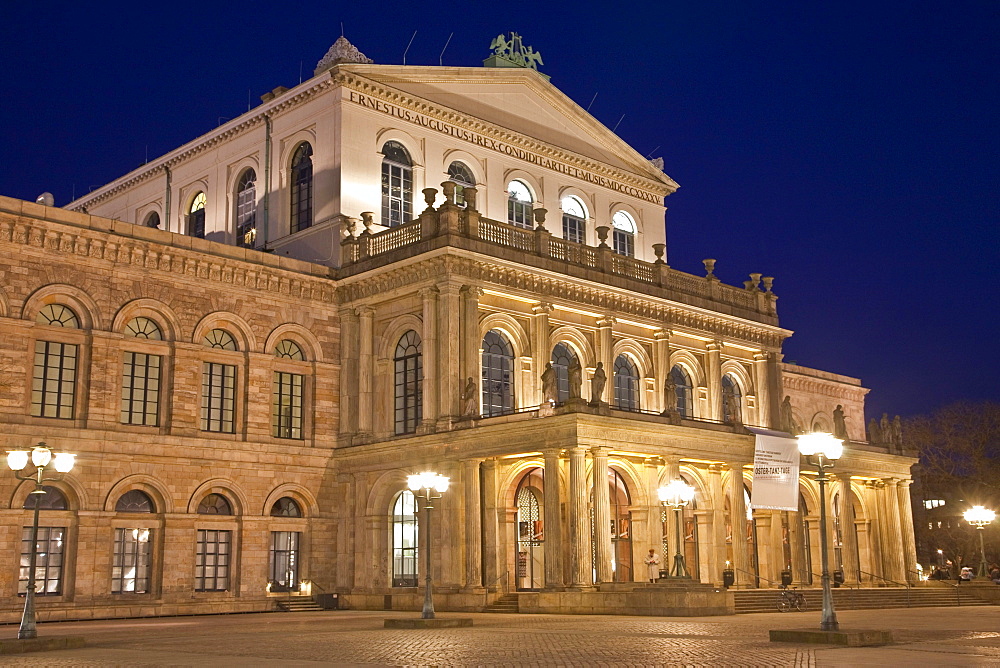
1,2,996,421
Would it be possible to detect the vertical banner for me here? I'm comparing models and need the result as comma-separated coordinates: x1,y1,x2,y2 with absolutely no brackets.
748,427,800,511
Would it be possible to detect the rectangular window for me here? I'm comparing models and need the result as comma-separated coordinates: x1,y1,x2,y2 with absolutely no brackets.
19,526,65,595
562,215,584,244
268,531,300,591
613,229,634,257
201,363,235,433
508,199,532,228
195,529,231,591
112,528,151,594
272,372,303,439
381,163,412,227
121,352,161,425
31,341,77,418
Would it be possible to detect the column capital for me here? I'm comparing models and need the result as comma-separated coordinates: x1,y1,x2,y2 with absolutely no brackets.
460,284,484,298
707,341,723,352
590,446,611,458
753,351,769,362
419,285,440,299
596,315,616,328
708,463,724,474
339,306,359,320
481,457,497,472
531,302,554,315
653,329,672,341
897,478,913,489
355,305,375,318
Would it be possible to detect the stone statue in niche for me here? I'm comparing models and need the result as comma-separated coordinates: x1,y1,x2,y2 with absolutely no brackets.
567,357,583,400
725,391,742,425
779,395,795,434
541,362,558,405
833,404,848,440
461,377,478,418
880,413,892,446
590,362,607,406
890,415,904,453
868,418,882,444
662,375,678,416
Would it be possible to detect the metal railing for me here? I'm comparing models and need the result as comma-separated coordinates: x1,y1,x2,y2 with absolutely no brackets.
484,570,510,608
732,566,771,589
859,569,911,606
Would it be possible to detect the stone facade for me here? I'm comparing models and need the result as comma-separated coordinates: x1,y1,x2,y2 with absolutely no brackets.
0,38,917,621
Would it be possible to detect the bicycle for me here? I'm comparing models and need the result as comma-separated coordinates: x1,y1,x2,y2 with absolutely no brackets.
776,586,806,612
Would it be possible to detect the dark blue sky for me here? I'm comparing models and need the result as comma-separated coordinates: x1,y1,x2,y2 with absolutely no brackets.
1,1,996,420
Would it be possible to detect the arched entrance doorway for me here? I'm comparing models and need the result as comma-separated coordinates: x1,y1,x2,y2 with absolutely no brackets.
514,468,544,590
610,469,632,581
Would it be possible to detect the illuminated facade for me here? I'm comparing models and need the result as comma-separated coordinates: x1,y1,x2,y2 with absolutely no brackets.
0,36,916,619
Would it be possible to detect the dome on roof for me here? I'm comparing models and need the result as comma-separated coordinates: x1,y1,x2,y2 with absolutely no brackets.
315,36,373,75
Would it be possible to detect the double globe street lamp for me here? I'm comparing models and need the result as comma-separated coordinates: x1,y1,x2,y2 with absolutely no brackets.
797,432,843,632
963,505,995,578
407,471,450,619
658,479,695,579
6,443,76,640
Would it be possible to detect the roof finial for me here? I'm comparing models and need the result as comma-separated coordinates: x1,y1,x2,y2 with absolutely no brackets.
315,36,373,76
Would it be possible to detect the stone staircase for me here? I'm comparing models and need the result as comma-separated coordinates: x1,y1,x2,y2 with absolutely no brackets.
483,593,520,613
733,586,991,614
274,597,325,612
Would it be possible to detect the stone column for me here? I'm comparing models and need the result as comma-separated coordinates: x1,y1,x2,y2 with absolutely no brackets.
420,287,439,427
338,308,359,437
543,449,564,588
568,446,592,588
838,475,860,584
707,342,722,421
594,317,615,404
897,479,918,584
663,457,680,566
462,459,483,590
789,503,809,585
437,284,462,426
481,458,502,590
644,458,663,563
356,306,374,437
884,478,906,582
728,463,752,585
460,285,483,390
707,465,728,585
592,447,614,583
531,303,553,405
653,330,671,414
752,352,772,428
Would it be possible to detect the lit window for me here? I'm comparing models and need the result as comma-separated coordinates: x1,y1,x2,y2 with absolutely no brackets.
269,531,300,591
482,330,515,417
507,180,533,228
188,192,207,239
447,161,475,207
290,144,313,233
392,491,418,587
381,141,412,227
112,491,154,595
19,527,65,596
612,211,635,257
235,168,257,247
394,331,422,435
561,196,586,244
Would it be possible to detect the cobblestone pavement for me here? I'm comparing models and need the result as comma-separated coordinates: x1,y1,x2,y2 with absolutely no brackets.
2,605,999,666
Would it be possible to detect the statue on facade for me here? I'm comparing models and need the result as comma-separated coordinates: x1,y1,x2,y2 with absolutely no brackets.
890,415,904,453
833,404,848,440
541,362,558,405
779,395,795,434
461,376,478,418
868,417,882,444
590,362,607,406
567,357,583,400
662,375,678,416
725,390,742,425
880,413,892,447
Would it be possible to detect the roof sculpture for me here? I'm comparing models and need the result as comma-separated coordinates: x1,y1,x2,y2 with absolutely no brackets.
315,36,374,75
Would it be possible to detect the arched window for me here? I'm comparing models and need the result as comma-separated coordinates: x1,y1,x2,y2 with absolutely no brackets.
20,486,68,596
203,329,237,350
507,180,533,228
196,493,232,592
611,211,635,257
113,490,154,594
670,365,694,418
561,196,587,244
143,211,160,229
290,143,313,233
273,340,305,440
188,192,206,239
391,491,418,587
274,340,304,360
235,168,257,247
613,354,640,411
270,497,301,517
551,343,577,404
515,468,544,590
202,329,237,433
381,141,412,227
609,469,632,582
447,161,475,207
122,318,163,426
33,304,80,419
394,330,423,435
722,374,742,424
482,329,515,417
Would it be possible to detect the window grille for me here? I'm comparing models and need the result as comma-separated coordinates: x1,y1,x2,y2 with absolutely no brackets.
32,340,77,418
19,527,65,595
272,371,303,439
290,144,313,233
121,351,160,425
195,529,231,591
235,168,257,247
394,331,422,434
381,141,412,227
201,363,235,433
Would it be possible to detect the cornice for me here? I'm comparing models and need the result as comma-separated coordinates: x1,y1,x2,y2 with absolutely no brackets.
783,373,870,401
333,70,676,200
336,253,786,349
0,212,337,305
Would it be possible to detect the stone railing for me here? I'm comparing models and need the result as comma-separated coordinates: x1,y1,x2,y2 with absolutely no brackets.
341,184,777,317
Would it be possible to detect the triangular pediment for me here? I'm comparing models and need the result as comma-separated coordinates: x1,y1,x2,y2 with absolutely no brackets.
340,64,677,193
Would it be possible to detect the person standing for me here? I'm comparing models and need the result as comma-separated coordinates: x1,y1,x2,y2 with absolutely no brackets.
645,548,661,583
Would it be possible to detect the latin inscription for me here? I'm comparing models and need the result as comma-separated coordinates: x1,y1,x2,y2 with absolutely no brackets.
349,91,662,203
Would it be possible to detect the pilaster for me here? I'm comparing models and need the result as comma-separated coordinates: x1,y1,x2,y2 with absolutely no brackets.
462,458,483,590
707,464,728,585
653,330,671,414
420,286,439,427
594,317,615,404
728,463,752,585
437,284,462,426
531,303,553,406
591,447,613,583
568,447,592,588
752,352,772,428
707,342,722,421
481,458,502,589
542,449,564,588
897,479,918,584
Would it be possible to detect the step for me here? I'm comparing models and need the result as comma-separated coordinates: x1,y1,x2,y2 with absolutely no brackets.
275,599,325,612
732,587,991,614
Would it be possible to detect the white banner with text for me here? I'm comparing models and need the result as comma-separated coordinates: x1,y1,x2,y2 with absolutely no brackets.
749,428,800,511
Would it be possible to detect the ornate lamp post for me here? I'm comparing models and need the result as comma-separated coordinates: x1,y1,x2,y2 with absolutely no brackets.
797,432,843,632
963,505,995,578
407,471,449,619
658,479,695,579
6,443,76,639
